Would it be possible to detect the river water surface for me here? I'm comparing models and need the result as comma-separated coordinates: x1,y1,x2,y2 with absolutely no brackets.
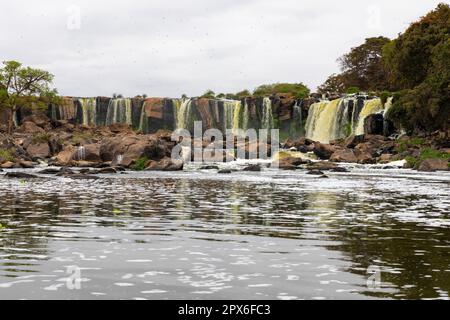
0,164,449,300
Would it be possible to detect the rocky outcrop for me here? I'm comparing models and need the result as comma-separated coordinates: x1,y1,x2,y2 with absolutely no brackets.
364,114,384,135
418,159,449,172
145,157,183,171
16,121,45,134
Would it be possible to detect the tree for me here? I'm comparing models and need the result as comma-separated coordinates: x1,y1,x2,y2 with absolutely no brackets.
317,73,347,94
0,60,59,134
253,83,310,99
338,36,391,91
201,89,215,99
385,3,450,133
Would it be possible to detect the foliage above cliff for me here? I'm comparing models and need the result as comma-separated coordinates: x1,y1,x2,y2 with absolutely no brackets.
385,3,450,133
253,83,310,99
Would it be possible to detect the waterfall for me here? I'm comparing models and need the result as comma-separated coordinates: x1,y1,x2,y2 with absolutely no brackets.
223,100,238,130
106,98,132,126
233,100,249,134
75,146,86,161
305,99,342,143
78,98,96,126
354,98,383,135
383,97,393,117
176,98,193,129
261,97,274,130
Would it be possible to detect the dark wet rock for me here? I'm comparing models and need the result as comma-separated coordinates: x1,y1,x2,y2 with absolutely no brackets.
331,167,349,173
38,168,61,174
344,135,366,149
364,114,384,135
319,175,329,178
243,164,261,172
63,174,99,180
56,167,75,176
218,169,232,174
18,160,35,169
200,165,220,170
418,159,449,172
94,162,112,168
96,167,118,174
5,172,40,179
307,170,325,175
75,160,101,168
313,142,336,160
113,166,126,172
307,161,338,171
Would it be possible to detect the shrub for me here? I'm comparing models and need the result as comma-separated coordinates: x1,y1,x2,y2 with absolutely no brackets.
131,156,149,171
0,148,14,162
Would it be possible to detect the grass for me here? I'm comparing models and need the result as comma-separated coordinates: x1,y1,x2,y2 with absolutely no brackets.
405,148,450,169
32,133,51,144
72,132,95,145
0,149,14,162
131,156,149,171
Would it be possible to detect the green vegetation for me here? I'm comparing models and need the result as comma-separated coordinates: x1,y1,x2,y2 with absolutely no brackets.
32,133,51,144
346,87,360,94
72,132,94,145
253,83,310,99
201,90,216,99
0,148,14,162
131,156,149,171
318,3,450,134
404,148,449,168
0,60,60,134
318,36,391,94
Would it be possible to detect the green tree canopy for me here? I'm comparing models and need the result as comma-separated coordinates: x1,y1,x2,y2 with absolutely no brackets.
253,83,310,99
0,60,59,133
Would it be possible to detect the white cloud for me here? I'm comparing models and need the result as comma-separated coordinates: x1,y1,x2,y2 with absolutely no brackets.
0,0,444,97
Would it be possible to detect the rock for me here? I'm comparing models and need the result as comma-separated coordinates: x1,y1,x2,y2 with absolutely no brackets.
307,170,325,175
145,158,184,171
96,167,117,174
0,161,15,169
26,143,50,159
16,121,45,134
356,151,375,164
275,156,309,170
307,161,338,171
344,135,366,149
73,144,101,162
378,154,394,164
55,146,75,166
218,169,232,174
418,159,449,172
313,142,336,160
75,160,101,168
5,172,40,179
364,114,384,135
18,160,35,169
242,164,261,172
38,168,61,174
319,175,329,179
64,174,99,180
330,167,349,173
200,165,220,170
22,113,51,128
56,167,75,176
330,150,358,163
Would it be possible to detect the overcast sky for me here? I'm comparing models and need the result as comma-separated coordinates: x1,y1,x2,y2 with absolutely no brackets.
1,0,445,97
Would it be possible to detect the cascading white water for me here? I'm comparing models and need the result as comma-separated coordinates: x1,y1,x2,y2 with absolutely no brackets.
75,146,86,161
106,98,132,126
261,97,274,130
176,98,193,129
78,98,96,126
233,100,249,134
222,100,240,130
305,99,342,143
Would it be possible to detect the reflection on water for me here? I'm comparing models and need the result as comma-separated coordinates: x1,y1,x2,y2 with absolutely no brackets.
0,168,449,299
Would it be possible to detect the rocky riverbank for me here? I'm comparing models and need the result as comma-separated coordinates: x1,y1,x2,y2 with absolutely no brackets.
0,112,449,174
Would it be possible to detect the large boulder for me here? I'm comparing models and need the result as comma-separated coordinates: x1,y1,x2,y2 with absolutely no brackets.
26,143,50,159
364,114,384,135
145,157,183,171
22,112,51,129
313,142,336,160
418,159,449,172
100,135,167,167
330,149,358,163
16,121,45,134
55,146,76,166
344,135,365,148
